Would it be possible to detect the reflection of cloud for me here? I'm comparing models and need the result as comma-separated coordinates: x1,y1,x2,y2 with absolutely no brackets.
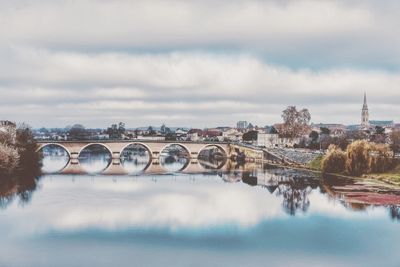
41,157,69,173
2,176,286,236
1,175,392,239
307,192,387,219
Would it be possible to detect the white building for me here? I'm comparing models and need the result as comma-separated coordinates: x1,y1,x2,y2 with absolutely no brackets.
222,128,243,142
136,135,166,141
257,133,300,148
236,121,248,129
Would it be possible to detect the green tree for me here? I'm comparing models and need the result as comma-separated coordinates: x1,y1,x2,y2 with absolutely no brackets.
375,126,385,135
321,145,346,174
68,124,89,140
320,127,330,135
106,122,126,139
309,131,319,142
242,130,258,142
390,130,400,156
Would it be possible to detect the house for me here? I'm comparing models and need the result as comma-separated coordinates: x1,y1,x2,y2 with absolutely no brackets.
257,126,301,148
187,129,203,141
174,128,188,140
203,129,223,141
222,128,243,142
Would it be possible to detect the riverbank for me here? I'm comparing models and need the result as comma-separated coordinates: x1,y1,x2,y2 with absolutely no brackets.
304,155,400,187
366,164,400,186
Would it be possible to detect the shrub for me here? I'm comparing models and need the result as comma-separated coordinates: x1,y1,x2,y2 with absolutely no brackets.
321,145,346,174
346,140,371,176
368,143,393,173
0,143,19,171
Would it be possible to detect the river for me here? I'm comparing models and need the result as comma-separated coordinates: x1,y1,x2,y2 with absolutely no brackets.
0,147,399,267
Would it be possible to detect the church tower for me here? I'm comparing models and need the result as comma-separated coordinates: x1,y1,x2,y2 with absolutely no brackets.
361,92,369,128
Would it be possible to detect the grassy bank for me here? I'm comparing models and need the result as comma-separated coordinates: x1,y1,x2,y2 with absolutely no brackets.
307,155,323,171
306,152,400,186
367,163,400,186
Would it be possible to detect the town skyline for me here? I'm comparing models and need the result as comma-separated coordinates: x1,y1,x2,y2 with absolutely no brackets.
8,92,396,129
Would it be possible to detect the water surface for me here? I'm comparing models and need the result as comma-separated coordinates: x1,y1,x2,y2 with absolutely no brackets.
1,150,399,267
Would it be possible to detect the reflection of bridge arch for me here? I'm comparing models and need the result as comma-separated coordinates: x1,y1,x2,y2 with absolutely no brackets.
38,143,71,158
159,143,191,158
119,143,153,174
77,143,113,158
198,144,228,158
119,142,153,158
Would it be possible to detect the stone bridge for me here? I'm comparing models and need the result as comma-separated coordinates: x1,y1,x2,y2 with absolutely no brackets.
37,140,231,159
36,140,288,175
37,140,233,175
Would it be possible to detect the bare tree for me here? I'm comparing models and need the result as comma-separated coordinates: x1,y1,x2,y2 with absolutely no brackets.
279,106,311,139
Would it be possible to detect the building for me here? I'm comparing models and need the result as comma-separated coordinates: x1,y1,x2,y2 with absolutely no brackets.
187,129,203,141
236,121,248,129
361,92,369,129
257,127,300,148
311,123,346,137
257,132,279,148
369,120,394,128
222,128,243,142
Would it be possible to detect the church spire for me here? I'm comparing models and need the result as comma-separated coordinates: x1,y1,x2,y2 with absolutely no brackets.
361,92,369,128
363,92,368,109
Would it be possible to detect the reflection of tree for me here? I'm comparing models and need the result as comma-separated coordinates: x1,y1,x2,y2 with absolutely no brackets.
239,168,319,216
0,166,41,209
0,126,42,209
276,183,312,216
389,205,400,221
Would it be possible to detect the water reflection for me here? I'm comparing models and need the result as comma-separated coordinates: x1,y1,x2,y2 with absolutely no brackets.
0,162,41,209
198,145,227,169
6,146,400,221
78,144,112,173
2,157,400,267
120,144,151,174
40,144,70,173
159,144,190,172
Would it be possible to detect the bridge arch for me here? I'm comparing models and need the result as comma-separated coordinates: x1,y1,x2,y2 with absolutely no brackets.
77,143,113,158
119,142,153,158
159,143,191,158
37,143,71,158
159,143,191,172
119,143,153,174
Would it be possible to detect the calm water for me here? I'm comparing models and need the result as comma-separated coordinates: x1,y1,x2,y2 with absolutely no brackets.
1,148,400,267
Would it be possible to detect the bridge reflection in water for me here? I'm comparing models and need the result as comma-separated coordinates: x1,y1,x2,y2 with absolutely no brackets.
37,143,400,217
39,143,230,175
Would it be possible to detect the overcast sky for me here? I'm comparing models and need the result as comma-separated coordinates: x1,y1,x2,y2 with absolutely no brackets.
0,0,399,128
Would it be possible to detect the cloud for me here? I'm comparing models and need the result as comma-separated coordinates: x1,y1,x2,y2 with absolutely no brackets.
0,48,399,127
0,0,399,127
1,0,399,68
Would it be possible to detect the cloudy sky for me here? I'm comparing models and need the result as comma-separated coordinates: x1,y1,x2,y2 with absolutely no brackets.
0,0,399,128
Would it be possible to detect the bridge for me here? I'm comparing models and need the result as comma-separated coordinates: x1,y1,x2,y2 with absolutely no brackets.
37,140,234,175
36,140,293,175
37,140,231,159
